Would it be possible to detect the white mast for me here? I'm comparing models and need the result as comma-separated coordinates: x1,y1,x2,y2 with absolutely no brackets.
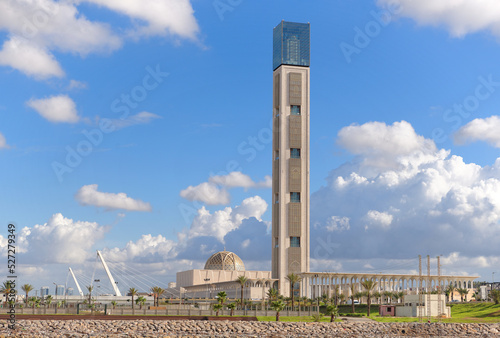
96,250,122,296
68,267,84,297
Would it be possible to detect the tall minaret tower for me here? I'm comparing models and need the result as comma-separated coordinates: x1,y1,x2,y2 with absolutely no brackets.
272,21,310,298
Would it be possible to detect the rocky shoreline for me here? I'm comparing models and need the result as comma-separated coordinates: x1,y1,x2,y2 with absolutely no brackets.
1,320,499,337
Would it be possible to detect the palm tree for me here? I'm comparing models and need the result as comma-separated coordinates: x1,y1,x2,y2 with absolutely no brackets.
397,291,405,304
217,291,227,306
86,285,93,309
339,293,346,305
326,304,339,322
235,276,248,310
270,299,286,321
373,291,381,304
446,284,455,302
383,291,393,304
21,284,34,304
156,287,165,306
491,290,500,305
458,288,468,302
28,296,36,309
227,302,236,316
360,280,377,316
136,296,146,309
0,281,14,304
213,303,223,316
128,287,138,309
111,300,117,309
267,288,278,302
333,285,340,306
285,273,302,310
45,295,53,308
354,292,364,305
349,284,356,313
150,286,166,307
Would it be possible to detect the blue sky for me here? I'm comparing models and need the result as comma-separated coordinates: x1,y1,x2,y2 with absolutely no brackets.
1,0,500,293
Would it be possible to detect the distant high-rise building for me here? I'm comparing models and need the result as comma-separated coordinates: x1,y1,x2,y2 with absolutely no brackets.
272,21,311,298
66,287,74,296
40,286,49,296
56,285,65,296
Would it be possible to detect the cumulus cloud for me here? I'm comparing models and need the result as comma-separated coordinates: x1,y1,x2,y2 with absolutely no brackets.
455,115,500,148
337,121,436,174
365,210,393,230
187,196,268,242
0,132,9,149
0,0,199,80
27,95,79,123
320,216,351,232
312,120,500,265
180,172,271,205
377,0,500,39
83,0,199,40
0,37,64,79
110,111,162,130
180,182,230,205
0,0,122,78
209,172,272,189
75,184,152,212
17,213,107,264
103,234,177,263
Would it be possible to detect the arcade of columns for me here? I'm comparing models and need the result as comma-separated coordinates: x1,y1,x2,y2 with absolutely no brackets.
300,272,478,299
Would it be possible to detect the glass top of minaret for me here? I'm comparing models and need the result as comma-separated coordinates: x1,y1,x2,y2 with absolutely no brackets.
273,21,310,71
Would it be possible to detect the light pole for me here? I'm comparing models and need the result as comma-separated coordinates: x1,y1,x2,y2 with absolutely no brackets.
53,283,58,301
493,272,496,295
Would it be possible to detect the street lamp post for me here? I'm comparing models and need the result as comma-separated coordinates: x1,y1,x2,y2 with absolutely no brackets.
53,283,58,301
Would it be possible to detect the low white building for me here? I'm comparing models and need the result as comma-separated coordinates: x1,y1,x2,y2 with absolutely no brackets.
396,294,451,318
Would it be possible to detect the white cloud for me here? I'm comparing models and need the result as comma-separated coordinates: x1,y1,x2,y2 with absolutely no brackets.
180,182,230,205
188,196,268,241
68,80,88,90
0,0,122,56
27,95,79,123
365,210,393,230
209,172,272,189
0,37,64,79
337,121,436,174
312,120,500,263
321,216,351,232
75,184,152,212
0,132,9,149
83,0,199,40
102,234,177,262
455,115,500,148
0,0,199,80
110,111,162,130
180,172,271,205
378,0,500,39
17,213,107,264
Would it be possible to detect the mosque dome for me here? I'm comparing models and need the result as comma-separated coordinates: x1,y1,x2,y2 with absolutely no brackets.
204,250,245,271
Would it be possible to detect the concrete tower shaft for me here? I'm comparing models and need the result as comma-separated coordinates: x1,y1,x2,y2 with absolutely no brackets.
272,21,310,298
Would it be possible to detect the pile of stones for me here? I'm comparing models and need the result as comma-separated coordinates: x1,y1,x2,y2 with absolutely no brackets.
1,320,499,337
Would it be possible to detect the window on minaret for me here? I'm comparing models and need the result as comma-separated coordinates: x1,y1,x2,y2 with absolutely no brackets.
291,105,301,115
290,192,300,203
290,237,300,247
275,150,279,160
291,148,300,159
